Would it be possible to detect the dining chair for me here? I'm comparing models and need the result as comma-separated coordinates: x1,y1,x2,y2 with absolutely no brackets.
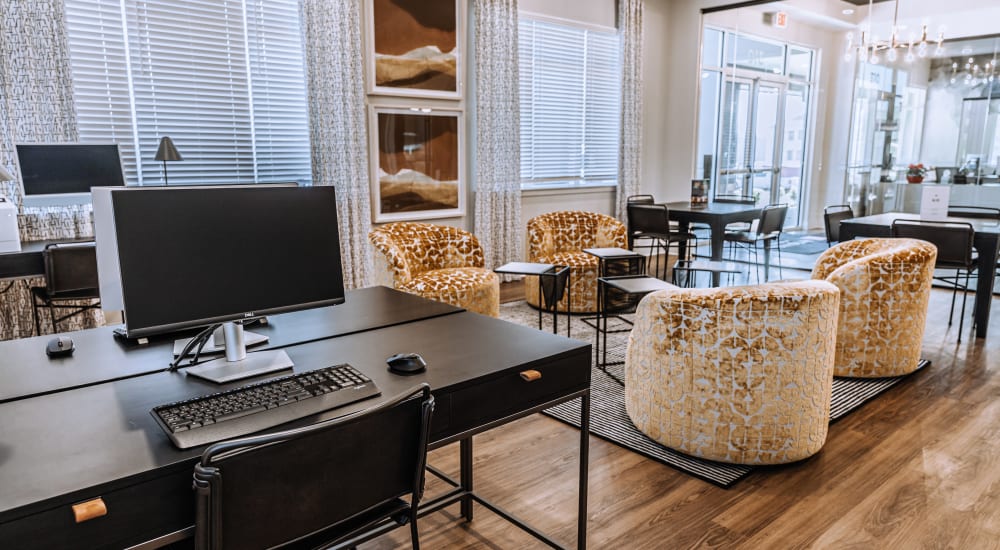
823,204,854,246
891,219,977,342
946,205,1000,219
724,204,788,284
626,203,698,280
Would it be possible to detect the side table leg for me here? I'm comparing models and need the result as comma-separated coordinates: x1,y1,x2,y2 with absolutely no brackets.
461,437,474,521
578,392,590,549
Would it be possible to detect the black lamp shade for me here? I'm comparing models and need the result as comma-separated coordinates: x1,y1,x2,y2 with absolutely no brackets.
155,136,183,161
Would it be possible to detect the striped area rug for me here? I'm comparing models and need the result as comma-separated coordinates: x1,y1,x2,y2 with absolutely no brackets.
500,301,928,488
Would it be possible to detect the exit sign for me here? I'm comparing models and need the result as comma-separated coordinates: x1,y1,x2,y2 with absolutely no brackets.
765,11,788,28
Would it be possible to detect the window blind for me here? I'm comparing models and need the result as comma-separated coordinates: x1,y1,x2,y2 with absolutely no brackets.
519,18,621,186
64,0,311,186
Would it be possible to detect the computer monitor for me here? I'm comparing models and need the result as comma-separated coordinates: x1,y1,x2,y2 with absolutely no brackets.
94,184,346,383
15,143,126,206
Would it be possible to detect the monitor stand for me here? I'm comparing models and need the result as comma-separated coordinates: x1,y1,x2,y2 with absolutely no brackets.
184,322,294,384
172,325,268,357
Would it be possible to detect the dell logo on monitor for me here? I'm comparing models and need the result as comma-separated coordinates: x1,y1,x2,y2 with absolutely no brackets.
243,312,254,318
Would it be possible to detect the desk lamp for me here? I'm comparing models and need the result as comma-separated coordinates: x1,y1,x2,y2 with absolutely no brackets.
155,136,183,186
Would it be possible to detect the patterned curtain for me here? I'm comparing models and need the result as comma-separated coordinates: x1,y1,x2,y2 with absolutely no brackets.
299,0,374,289
473,0,521,276
0,0,103,340
615,0,644,221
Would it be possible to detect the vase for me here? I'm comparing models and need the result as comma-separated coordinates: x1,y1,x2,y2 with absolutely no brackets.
906,175,924,183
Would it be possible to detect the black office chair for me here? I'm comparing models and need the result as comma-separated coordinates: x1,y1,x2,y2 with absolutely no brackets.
725,204,787,284
626,203,698,280
193,384,434,550
891,220,977,342
30,242,102,335
823,204,854,246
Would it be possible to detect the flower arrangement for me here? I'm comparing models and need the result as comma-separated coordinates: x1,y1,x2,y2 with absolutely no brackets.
907,163,927,177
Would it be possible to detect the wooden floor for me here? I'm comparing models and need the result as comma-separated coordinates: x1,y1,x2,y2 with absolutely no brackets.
368,280,1000,549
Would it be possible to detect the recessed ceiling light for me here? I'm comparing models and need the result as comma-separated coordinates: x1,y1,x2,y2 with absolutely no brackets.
842,8,855,15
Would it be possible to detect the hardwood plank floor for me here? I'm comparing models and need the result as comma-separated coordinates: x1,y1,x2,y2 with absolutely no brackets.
368,281,1000,549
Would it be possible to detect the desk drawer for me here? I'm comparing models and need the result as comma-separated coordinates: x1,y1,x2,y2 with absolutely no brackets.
0,468,194,550
449,351,589,434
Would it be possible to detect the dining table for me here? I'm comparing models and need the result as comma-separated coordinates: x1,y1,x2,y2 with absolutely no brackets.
660,201,763,286
839,212,1000,339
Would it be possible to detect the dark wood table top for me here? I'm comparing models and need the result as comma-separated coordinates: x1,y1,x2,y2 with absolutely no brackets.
662,201,763,215
841,212,1000,234
0,286,461,404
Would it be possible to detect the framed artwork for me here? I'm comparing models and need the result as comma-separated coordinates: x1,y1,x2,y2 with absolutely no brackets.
369,106,464,222
365,0,463,99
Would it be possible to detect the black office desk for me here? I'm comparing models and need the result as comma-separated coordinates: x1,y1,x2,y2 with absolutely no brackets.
0,293,591,549
840,212,1000,338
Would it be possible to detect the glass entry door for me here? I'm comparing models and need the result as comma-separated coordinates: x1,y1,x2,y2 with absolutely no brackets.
716,78,786,207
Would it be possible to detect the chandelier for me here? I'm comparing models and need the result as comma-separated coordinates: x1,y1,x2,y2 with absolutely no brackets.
949,57,998,86
844,0,944,64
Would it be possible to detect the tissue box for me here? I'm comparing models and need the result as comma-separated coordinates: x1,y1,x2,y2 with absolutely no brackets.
0,199,21,253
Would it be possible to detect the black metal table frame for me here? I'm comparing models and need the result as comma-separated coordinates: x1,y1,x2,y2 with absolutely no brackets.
495,263,572,337
349,390,591,549
661,201,765,286
595,274,678,384
581,250,647,378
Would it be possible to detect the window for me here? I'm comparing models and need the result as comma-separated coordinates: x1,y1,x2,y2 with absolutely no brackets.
519,17,621,187
64,0,311,186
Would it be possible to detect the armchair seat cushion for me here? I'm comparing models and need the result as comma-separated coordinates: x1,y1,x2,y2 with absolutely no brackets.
399,267,499,317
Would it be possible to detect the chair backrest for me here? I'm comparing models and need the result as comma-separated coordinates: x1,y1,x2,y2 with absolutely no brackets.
823,205,854,244
527,211,626,258
947,205,1000,220
714,194,756,204
627,203,670,239
890,220,975,268
43,242,100,297
626,194,655,205
757,204,787,237
193,384,434,550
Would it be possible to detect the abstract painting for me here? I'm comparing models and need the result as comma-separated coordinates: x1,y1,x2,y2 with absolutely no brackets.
370,107,463,221
367,0,462,98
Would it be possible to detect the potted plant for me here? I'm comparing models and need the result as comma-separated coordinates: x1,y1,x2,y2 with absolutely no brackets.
906,163,926,183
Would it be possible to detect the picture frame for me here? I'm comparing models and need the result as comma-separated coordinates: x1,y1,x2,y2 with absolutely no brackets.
369,106,464,222
365,0,464,100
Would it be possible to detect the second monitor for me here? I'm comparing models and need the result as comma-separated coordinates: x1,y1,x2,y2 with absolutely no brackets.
94,184,346,383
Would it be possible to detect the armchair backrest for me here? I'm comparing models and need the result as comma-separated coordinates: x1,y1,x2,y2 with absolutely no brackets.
527,211,626,260
812,238,937,377
369,222,485,285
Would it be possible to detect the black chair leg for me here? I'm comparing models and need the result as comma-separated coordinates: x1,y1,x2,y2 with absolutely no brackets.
32,297,42,337
410,512,420,550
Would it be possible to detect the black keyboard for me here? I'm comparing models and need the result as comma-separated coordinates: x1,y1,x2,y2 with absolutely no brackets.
152,364,381,449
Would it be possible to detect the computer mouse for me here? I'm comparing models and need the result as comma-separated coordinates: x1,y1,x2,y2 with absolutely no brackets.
386,352,427,374
46,336,75,358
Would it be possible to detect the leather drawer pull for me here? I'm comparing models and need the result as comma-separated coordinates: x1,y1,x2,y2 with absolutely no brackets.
520,370,542,382
72,498,107,523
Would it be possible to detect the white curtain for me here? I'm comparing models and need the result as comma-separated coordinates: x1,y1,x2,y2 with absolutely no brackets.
615,0,644,221
0,0,102,340
473,0,522,275
299,0,374,289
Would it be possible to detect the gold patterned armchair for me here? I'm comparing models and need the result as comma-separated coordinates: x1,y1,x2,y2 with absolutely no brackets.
369,222,499,317
525,211,627,313
624,281,841,465
811,238,936,378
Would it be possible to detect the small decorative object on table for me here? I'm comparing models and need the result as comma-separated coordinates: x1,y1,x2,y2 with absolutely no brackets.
691,179,709,206
906,163,926,184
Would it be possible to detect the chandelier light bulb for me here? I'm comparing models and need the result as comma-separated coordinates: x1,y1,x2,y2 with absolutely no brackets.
918,42,928,58
905,49,915,63
887,48,898,62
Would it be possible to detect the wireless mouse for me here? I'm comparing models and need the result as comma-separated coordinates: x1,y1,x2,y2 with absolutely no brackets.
387,352,427,374
46,336,75,358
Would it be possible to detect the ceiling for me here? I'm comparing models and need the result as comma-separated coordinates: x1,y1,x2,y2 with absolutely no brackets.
841,0,895,5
